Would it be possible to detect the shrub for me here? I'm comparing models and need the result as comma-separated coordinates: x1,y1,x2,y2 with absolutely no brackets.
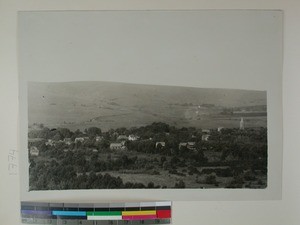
205,175,217,184
147,182,155,188
151,170,160,175
174,180,186,188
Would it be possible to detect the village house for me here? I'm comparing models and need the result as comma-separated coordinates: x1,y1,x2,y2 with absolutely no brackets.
187,142,196,150
95,136,103,142
217,127,224,132
179,142,187,149
29,146,39,156
202,129,211,134
64,138,72,145
117,135,128,141
179,142,196,150
110,143,126,150
128,134,139,141
202,134,210,141
155,142,166,148
75,137,89,143
45,139,55,146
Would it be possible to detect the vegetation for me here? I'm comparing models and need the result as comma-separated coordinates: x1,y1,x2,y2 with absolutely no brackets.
28,122,267,190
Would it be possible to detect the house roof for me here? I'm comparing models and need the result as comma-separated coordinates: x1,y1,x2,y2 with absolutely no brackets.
110,143,123,146
156,142,166,147
117,135,128,139
75,137,88,139
129,134,139,137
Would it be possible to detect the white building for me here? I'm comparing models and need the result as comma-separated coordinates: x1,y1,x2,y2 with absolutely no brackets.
217,127,224,132
128,134,139,141
179,142,187,149
202,134,210,141
117,135,128,141
179,142,196,150
95,136,103,142
75,137,89,143
155,142,166,148
29,146,39,156
45,139,55,146
240,117,245,130
110,143,126,150
64,138,72,145
187,142,196,150
202,129,211,134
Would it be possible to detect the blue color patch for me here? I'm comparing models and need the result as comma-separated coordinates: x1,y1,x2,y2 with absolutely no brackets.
52,211,86,216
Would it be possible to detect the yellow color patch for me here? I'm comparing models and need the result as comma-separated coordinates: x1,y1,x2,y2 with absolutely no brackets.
122,210,156,216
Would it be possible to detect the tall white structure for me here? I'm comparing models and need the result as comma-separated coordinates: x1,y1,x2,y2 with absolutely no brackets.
240,117,245,130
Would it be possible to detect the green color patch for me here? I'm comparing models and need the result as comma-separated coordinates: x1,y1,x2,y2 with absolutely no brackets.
87,211,122,216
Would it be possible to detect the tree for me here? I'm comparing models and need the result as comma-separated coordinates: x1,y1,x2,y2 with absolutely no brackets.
57,128,72,139
52,132,62,141
205,175,217,184
39,127,51,139
160,156,167,166
115,127,128,135
99,139,110,149
170,156,180,167
163,161,171,170
83,139,95,148
174,180,185,188
121,155,129,169
150,122,170,133
86,127,102,137
147,182,155,188
74,129,83,136
87,172,97,188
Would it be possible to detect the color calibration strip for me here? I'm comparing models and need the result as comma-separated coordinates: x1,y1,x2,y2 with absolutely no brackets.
21,201,171,224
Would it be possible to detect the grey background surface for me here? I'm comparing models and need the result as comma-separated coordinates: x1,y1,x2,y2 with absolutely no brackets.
18,10,282,201
2,1,299,224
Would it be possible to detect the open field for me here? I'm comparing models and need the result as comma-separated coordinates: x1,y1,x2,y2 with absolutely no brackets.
41,115,267,133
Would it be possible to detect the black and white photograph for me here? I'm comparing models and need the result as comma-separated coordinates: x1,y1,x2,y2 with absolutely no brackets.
28,81,267,190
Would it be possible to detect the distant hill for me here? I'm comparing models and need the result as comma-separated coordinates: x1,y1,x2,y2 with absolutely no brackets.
28,81,267,131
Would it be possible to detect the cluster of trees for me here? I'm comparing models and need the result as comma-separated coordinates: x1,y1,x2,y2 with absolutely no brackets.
29,123,267,158
28,122,268,189
29,159,186,190
208,128,268,171
30,147,203,178
29,122,202,146
29,126,103,140
30,151,155,174
29,122,210,165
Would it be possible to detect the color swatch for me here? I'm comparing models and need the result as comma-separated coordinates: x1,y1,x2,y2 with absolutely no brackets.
21,201,171,224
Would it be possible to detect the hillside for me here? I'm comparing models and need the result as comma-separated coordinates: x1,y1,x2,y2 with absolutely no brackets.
28,81,267,131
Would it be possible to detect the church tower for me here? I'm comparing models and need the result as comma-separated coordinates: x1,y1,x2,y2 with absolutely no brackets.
240,117,244,130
